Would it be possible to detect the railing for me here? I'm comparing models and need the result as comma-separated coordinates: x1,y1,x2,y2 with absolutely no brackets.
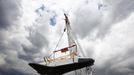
44,52,77,64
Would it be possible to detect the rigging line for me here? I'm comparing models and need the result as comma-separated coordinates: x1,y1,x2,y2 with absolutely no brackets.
48,30,65,58
54,30,65,51
68,26,86,57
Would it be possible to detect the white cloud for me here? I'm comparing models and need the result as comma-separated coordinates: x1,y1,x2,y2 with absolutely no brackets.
0,0,134,75
93,12,134,69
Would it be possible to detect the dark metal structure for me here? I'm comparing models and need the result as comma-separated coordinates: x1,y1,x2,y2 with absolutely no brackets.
29,58,94,75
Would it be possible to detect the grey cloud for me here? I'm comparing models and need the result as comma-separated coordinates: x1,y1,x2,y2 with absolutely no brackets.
19,31,49,62
28,31,48,48
72,0,134,39
0,67,25,75
72,5,102,38
98,0,134,38
0,31,35,75
0,0,21,30
0,0,36,75
0,30,23,60
94,46,134,75
107,0,134,23
96,0,134,38
0,39,37,75
0,0,134,75
0,50,36,75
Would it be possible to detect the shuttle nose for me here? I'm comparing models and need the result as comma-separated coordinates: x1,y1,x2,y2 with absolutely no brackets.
28,63,38,70
29,63,34,67
90,58,95,65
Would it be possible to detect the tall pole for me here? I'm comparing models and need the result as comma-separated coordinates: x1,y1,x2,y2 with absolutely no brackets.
64,13,71,58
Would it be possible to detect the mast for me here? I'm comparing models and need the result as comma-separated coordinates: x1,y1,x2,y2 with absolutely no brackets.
64,13,77,61
44,14,78,64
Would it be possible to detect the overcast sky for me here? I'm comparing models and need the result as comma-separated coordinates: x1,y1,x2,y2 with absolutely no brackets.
0,0,134,75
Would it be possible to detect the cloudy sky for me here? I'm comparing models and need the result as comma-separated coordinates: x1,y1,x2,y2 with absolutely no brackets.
0,0,134,75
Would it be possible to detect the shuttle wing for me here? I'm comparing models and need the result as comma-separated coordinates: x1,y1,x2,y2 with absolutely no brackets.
29,58,94,75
